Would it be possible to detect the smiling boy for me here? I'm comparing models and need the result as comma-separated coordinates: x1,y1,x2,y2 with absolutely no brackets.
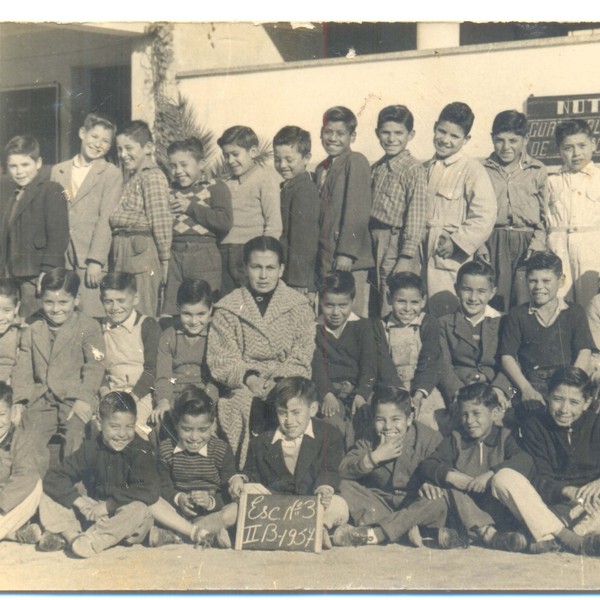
424,102,496,317
51,113,123,318
547,119,600,310
500,251,595,413
370,105,427,316
109,121,172,317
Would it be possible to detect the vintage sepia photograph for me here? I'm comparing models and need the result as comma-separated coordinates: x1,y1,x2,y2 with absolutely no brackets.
1,13,600,591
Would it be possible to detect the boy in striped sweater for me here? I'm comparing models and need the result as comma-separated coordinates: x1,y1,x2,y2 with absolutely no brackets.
156,386,239,548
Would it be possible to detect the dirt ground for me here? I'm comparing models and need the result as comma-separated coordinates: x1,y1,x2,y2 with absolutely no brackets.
1,539,599,592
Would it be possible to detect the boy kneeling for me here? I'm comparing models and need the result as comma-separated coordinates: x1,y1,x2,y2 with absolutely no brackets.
229,377,349,547
38,392,159,557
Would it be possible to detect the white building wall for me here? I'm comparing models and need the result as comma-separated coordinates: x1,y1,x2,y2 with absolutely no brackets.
172,35,600,168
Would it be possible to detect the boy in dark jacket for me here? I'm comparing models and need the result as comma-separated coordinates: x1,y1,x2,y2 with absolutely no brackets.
38,392,159,558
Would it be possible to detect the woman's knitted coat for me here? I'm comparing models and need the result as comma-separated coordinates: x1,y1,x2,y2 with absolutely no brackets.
207,281,315,468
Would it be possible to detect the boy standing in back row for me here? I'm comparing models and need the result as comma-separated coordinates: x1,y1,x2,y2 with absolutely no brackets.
424,102,496,317
316,106,373,318
52,113,123,318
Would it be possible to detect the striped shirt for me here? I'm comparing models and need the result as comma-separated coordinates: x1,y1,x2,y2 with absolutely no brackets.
371,150,428,258
159,435,236,495
109,159,173,261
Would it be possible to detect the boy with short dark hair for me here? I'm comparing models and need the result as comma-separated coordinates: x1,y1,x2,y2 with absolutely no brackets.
38,392,159,557
483,110,548,312
370,105,428,316
229,377,349,545
0,382,43,543
12,268,105,474
312,271,384,447
419,382,586,554
500,251,595,413
315,106,373,318
0,135,68,319
547,119,600,310
438,260,511,407
164,137,232,314
109,120,173,317
273,126,320,298
424,102,496,317
217,125,282,295
51,112,123,318
99,272,161,439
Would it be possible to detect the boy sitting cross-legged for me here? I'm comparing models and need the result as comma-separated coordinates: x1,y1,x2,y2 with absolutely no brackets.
335,387,448,548
36,392,159,558
229,376,349,548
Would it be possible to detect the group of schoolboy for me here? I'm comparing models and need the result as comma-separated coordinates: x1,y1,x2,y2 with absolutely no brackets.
0,97,599,561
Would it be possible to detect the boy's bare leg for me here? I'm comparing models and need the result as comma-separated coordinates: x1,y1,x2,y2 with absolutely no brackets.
150,496,195,539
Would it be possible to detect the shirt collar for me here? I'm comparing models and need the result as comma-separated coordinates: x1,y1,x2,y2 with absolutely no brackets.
561,161,596,176
528,298,569,327
460,424,502,449
272,419,315,444
385,149,411,170
433,148,464,167
173,442,209,456
103,310,139,333
460,304,501,327
73,155,93,170
319,312,360,338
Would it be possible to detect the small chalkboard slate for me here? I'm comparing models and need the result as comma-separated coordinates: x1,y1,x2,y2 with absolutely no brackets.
235,492,324,553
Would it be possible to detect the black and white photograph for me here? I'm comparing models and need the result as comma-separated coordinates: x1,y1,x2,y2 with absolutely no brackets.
1,13,600,591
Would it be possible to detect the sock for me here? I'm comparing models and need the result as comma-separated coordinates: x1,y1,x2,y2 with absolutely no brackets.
556,527,584,553
366,527,385,544
474,525,497,544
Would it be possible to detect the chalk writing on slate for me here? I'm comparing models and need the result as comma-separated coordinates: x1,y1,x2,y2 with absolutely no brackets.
235,492,324,553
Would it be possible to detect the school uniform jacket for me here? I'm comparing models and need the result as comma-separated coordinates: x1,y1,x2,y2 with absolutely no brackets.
243,418,344,494
0,166,68,277
438,308,511,403
43,433,160,514
315,150,374,272
51,158,123,269
340,421,442,500
12,310,106,408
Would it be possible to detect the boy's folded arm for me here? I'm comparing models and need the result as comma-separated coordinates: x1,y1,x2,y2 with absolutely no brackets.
339,442,375,479
206,310,247,388
449,164,497,256
315,427,344,491
438,326,464,400
141,169,173,262
418,436,457,487
0,429,41,514
185,181,233,235
43,443,91,508
400,164,428,258
11,328,34,404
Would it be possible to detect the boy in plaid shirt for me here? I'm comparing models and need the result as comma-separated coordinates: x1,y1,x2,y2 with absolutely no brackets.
109,121,172,317
370,105,428,316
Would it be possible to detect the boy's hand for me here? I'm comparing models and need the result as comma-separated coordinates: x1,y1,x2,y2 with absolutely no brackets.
474,244,491,264
411,391,425,419
87,501,109,522
351,394,367,416
445,470,474,491
419,482,445,500
170,197,191,215
176,492,198,517
322,393,342,418
68,400,94,424
521,384,545,406
228,475,245,500
11,403,25,426
333,255,353,272
315,485,334,509
466,471,494,494
393,256,414,275
246,375,270,398
150,398,171,424
435,233,456,259
190,490,213,509
576,479,600,514
85,262,103,289
371,432,404,464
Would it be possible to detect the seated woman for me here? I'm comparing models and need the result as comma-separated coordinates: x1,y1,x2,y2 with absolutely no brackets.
207,236,316,469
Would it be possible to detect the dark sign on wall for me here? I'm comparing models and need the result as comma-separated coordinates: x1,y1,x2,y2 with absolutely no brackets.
235,492,324,553
526,93,600,166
